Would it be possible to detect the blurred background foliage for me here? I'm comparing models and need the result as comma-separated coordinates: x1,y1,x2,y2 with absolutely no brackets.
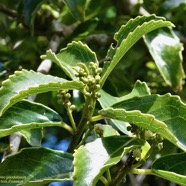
0,0,186,186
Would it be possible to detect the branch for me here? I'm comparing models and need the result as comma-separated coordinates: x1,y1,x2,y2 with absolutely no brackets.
109,152,135,186
0,6,17,18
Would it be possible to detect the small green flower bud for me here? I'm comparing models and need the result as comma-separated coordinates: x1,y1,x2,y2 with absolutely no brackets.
79,68,85,75
80,77,88,83
95,92,101,98
133,148,141,160
157,142,163,151
65,93,71,99
70,105,76,111
84,92,91,97
66,102,71,107
96,68,102,74
144,130,154,140
95,75,101,82
89,62,95,67
95,84,101,90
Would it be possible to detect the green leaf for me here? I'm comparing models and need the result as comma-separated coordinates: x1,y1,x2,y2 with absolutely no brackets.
0,100,61,145
23,0,44,33
63,0,87,21
144,27,185,91
100,94,186,151
41,41,98,80
0,147,73,185
73,136,144,186
98,80,150,134
20,129,42,147
0,69,84,116
63,0,102,21
100,15,174,86
152,153,186,186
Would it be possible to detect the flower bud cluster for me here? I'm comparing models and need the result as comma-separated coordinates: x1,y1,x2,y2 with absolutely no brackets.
57,90,76,110
75,62,102,99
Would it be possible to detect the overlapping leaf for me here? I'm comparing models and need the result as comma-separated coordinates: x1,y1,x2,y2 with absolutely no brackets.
0,100,63,146
152,153,186,185
73,136,144,186
100,94,186,151
41,41,98,80
0,69,84,116
101,14,174,86
144,27,185,91
0,147,73,185
98,80,150,134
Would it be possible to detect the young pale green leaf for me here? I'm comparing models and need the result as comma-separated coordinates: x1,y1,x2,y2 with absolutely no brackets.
144,27,185,91
98,80,150,134
0,100,62,145
100,15,174,86
100,94,186,151
152,153,186,185
0,69,84,116
73,136,144,186
0,147,73,185
41,41,98,80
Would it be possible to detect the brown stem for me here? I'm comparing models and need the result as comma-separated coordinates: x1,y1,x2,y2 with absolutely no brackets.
109,152,135,186
0,6,17,18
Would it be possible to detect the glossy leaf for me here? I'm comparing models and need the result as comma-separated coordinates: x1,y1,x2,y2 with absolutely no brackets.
152,153,186,185
144,27,185,91
100,15,174,86
100,94,186,151
0,69,84,116
0,100,62,146
73,136,144,186
0,147,73,185
41,41,98,80
98,80,150,134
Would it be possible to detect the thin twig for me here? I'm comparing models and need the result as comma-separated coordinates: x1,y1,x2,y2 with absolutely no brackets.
0,6,17,18
109,152,135,186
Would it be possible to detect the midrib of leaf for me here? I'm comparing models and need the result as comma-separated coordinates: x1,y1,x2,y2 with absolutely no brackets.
0,69,84,116
100,15,174,87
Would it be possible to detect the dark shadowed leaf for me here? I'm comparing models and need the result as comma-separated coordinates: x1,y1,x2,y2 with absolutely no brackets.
0,147,73,185
0,100,62,146
152,153,186,185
